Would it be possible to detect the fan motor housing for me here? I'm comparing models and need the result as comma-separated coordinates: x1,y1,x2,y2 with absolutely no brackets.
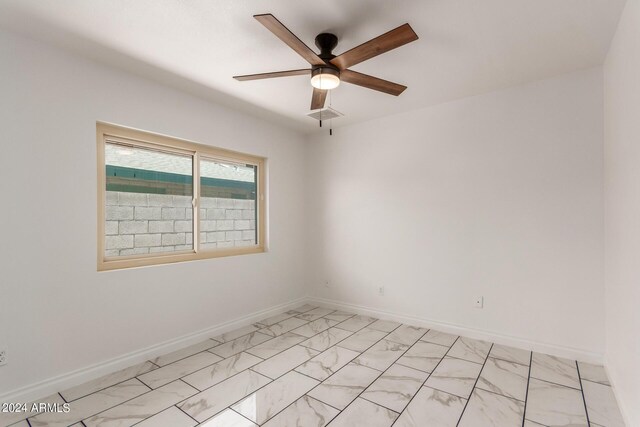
311,66,340,80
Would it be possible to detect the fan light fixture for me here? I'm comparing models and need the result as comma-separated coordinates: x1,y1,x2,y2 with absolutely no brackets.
311,67,340,90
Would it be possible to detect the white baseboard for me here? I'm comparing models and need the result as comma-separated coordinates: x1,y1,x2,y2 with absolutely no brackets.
603,353,633,427
0,297,306,404
308,296,604,364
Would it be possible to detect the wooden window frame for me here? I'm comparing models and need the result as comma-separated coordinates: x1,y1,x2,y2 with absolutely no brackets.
97,122,266,271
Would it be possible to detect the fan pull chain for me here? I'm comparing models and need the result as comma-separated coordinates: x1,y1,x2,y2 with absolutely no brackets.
329,88,333,136
319,72,323,128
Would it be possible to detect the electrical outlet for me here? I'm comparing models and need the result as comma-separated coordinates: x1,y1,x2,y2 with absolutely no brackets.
377,286,385,296
0,349,7,366
474,296,484,309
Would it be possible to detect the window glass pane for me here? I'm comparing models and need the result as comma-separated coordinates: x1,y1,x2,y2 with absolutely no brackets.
199,158,257,250
104,142,194,258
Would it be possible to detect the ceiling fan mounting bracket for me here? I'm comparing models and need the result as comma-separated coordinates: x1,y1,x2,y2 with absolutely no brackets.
315,33,338,60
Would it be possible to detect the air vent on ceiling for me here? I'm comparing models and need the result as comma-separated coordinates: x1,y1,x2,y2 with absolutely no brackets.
306,107,344,121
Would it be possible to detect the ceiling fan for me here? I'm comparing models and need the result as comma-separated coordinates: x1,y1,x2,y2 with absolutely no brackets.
234,14,419,110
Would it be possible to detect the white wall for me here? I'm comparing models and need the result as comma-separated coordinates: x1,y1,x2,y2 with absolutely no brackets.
0,30,307,397
604,0,640,424
306,68,605,357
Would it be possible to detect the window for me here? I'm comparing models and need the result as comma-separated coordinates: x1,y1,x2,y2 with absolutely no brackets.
97,123,265,271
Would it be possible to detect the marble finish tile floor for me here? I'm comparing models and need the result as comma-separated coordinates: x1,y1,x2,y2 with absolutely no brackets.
3,304,626,427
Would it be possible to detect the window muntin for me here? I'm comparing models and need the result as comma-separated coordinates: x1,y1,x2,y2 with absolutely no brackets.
97,123,265,271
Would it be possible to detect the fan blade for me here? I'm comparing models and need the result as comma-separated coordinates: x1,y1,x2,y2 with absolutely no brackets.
234,69,310,81
330,23,418,70
340,69,407,96
311,87,328,110
254,14,325,66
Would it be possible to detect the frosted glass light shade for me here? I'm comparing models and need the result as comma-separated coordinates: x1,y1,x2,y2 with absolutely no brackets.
311,72,340,90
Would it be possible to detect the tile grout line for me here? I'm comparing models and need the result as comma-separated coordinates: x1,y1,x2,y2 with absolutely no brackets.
127,394,190,427
291,368,332,384
359,394,401,416
178,372,272,425
258,315,314,337
472,383,527,403
333,329,384,352
455,343,494,426
189,353,261,391
390,334,460,427
173,404,201,426
528,375,584,391
306,394,344,413
92,378,200,427
486,354,529,368
143,348,226,386
150,344,221,369
40,379,153,426
441,353,486,366
297,329,354,353
576,361,591,426
521,351,533,427
210,305,314,343
135,375,153,390
60,361,159,403
175,362,277,423
331,316,380,334
243,332,310,360
420,384,475,401
580,377,611,387
241,311,348,359
208,348,265,361
28,377,154,426
249,344,324,382
229,407,260,426
212,328,304,360
65,361,159,401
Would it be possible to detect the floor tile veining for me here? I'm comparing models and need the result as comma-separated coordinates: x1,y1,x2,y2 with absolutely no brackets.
6,304,626,427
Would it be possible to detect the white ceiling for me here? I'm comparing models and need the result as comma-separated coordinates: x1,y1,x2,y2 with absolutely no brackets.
0,0,626,133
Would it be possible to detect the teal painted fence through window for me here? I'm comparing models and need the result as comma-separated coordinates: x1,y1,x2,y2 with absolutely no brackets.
105,165,256,199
